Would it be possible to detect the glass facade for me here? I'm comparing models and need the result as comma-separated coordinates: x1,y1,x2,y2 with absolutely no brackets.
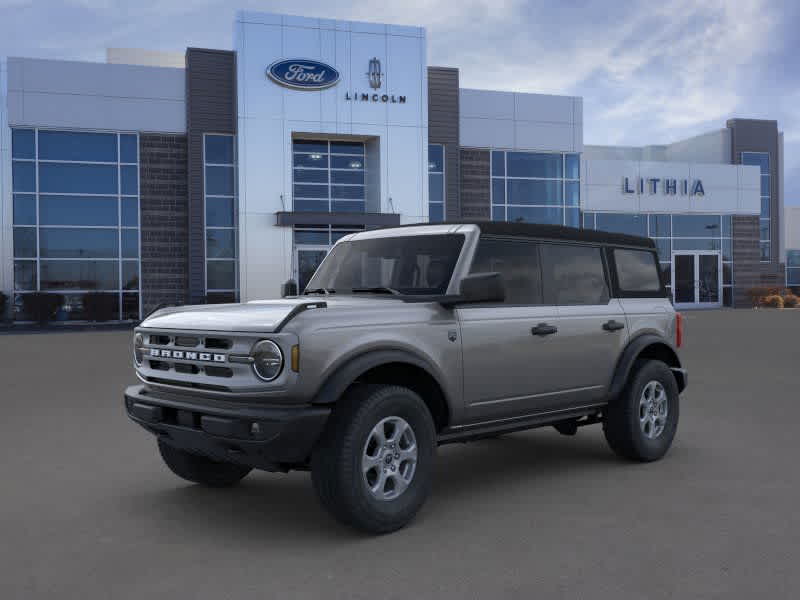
583,212,733,306
742,152,770,261
428,144,445,222
204,134,238,299
292,225,364,291
292,140,365,213
491,151,580,227
11,128,140,320
787,250,800,287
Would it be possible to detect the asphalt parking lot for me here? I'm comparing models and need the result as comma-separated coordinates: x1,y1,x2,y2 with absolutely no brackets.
1,309,799,599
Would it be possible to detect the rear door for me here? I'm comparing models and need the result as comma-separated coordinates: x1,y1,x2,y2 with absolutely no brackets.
538,242,628,409
457,237,563,422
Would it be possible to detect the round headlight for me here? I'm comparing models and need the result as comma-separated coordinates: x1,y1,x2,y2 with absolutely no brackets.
251,340,284,381
133,333,144,366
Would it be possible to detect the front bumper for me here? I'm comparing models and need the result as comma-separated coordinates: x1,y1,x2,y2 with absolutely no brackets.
124,385,330,470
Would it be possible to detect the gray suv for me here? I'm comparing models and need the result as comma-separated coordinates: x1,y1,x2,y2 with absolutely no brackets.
125,222,687,533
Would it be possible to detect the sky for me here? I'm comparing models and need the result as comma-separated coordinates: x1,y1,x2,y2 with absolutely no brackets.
1,0,798,204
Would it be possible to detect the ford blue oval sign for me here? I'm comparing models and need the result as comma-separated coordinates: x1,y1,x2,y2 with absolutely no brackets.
267,59,340,90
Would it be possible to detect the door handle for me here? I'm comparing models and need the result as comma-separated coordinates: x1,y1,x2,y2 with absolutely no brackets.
531,323,558,336
602,319,625,332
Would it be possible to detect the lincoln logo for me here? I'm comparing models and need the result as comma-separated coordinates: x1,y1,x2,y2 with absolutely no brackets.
367,57,382,89
266,59,341,90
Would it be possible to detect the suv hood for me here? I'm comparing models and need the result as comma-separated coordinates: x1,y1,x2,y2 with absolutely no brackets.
140,298,328,333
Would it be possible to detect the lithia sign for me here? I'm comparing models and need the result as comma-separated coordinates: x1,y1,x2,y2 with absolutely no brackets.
267,57,406,103
623,177,705,196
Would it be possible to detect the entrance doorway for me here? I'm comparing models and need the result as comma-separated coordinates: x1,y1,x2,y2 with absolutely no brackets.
671,251,722,309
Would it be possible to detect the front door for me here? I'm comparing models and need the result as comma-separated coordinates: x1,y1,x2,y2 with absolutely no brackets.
296,247,328,292
672,251,722,309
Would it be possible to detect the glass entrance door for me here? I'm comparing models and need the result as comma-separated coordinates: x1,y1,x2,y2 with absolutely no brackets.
672,251,722,308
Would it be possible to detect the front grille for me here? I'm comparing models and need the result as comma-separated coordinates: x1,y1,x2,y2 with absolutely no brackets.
205,337,232,349
175,336,200,347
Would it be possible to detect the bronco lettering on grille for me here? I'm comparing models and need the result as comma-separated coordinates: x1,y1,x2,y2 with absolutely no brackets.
149,348,226,362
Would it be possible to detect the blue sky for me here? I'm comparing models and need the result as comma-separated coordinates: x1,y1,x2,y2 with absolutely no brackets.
2,0,797,204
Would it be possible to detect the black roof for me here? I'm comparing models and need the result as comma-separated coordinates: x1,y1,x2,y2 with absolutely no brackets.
386,221,656,249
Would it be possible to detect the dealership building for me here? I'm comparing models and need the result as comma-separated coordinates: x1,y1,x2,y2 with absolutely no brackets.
0,10,792,321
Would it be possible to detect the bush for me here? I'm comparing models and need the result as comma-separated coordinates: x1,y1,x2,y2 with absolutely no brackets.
782,294,799,308
0,292,7,322
762,295,784,309
22,293,64,324
83,292,118,322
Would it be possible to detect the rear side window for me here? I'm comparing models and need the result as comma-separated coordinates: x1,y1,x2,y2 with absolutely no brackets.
614,249,662,293
469,237,542,304
540,243,609,305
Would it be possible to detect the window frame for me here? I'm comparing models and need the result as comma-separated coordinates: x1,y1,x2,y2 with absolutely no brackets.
606,246,668,299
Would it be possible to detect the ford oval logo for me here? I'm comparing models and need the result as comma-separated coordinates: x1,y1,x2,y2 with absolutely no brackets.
267,59,340,90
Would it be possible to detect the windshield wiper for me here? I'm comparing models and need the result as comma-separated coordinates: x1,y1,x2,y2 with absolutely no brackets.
351,286,401,295
304,287,335,295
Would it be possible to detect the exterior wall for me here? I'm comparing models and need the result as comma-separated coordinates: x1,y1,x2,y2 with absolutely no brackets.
785,206,800,250
459,89,582,153
732,215,761,306
585,130,731,164
727,119,782,271
459,148,490,220
428,67,460,219
6,58,185,133
582,158,760,215
106,48,186,69
235,11,429,301
185,48,237,304
139,134,189,316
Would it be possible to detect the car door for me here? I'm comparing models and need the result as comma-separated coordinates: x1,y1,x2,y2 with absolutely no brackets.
538,242,629,409
456,237,563,422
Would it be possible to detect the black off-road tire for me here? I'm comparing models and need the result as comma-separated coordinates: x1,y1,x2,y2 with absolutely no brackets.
157,439,252,487
311,384,437,534
603,359,680,462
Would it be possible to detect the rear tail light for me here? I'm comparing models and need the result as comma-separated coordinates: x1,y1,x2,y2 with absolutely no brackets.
675,312,683,348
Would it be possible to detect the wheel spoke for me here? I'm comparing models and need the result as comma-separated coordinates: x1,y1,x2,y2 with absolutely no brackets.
362,453,382,473
398,444,417,461
390,472,409,496
361,415,418,501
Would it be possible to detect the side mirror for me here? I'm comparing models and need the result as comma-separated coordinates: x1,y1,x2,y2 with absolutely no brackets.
457,272,505,304
281,279,298,298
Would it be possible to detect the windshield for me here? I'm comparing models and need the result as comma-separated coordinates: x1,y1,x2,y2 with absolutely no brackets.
305,234,465,295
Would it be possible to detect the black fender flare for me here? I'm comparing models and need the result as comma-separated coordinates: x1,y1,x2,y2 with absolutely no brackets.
607,334,685,400
310,349,450,410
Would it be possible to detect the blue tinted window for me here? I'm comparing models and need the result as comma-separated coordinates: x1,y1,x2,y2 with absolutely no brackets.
565,181,579,206
331,170,364,185
565,207,580,228
294,169,328,183
759,220,770,240
760,242,770,261
596,213,647,237
582,212,595,229
294,230,329,245
13,194,36,225
38,131,117,162
205,135,234,164
121,198,139,226
14,261,37,291
722,238,732,261
294,184,329,199
654,238,671,261
207,229,236,259
787,250,800,268
122,293,140,319
40,228,118,258
429,203,444,223
330,141,364,155
760,175,770,197
121,229,139,258
507,152,562,179
39,163,118,194
294,153,329,168
649,214,671,237
721,216,732,237
40,260,119,291
12,161,36,192
40,195,118,226
207,260,236,290
206,197,234,227
12,129,35,159
741,152,769,174
761,197,770,218
331,155,362,169
507,206,563,225
673,238,721,252
122,261,139,290
491,151,505,177
331,185,364,200
428,145,444,172
507,180,562,206
13,228,37,258
293,140,328,154
206,166,235,195
673,214,721,237
492,179,505,205
294,199,328,212
121,165,138,195
492,206,505,221
429,174,444,204
788,268,800,285
120,135,138,163
331,201,366,213
565,154,580,179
